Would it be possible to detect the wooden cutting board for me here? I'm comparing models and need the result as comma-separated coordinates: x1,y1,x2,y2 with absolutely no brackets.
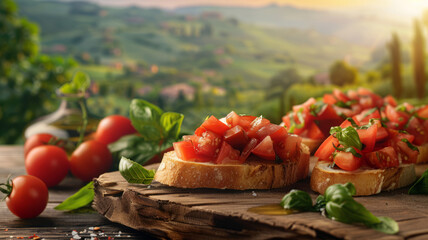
93,163,428,240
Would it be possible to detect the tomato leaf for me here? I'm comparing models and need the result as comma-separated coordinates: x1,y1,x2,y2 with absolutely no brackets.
130,99,164,142
119,157,155,184
54,182,94,211
408,169,428,194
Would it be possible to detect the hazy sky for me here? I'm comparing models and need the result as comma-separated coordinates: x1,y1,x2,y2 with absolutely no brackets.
87,0,428,19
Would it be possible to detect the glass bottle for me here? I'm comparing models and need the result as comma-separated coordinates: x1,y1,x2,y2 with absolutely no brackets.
24,91,100,143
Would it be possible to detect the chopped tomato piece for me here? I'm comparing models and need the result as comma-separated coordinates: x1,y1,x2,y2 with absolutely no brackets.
226,111,256,130
194,126,206,136
194,131,222,157
333,151,362,171
240,138,258,163
347,89,359,100
252,136,275,161
385,105,410,129
357,123,377,153
247,116,270,138
383,95,397,107
356,108,381,123
173,141,199,161
314,135,339,161
317,104,341,120
307,122,324,140
216,141,240,164
255,123,282,141
201,115,230,136
323,94,337,105
340,117,361,128
333,89,351,103
406,117,428,145
366,147,399,169
417,105,428,118
224,125,249,150
395,140,418,164
292,97,316,112
270,127,288,143
282,114,292,130
274,134,302,161
376,127,389,142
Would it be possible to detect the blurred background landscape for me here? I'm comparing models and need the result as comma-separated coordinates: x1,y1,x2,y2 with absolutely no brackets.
2,0,428,144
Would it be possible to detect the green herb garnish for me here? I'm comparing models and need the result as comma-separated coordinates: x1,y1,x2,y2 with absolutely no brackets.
409,169,428,195
55,182,94,211
119,157,156,184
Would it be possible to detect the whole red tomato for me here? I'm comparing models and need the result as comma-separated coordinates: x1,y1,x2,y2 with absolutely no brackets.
5,175,48,219
24,133,57,157
70,140,112,181
25,145,70,187
95,115,136,145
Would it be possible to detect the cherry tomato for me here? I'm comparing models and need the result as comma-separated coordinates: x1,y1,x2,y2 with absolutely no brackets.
5,175,48,219
70,140,113,181
25,145,70,187
24,133,58,157
95,115,137,145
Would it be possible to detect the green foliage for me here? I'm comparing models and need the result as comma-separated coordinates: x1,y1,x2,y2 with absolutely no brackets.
329,61,358,86
54,182,94,211
0,0,77,144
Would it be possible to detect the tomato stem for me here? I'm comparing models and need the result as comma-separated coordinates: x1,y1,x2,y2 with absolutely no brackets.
0,177,13,199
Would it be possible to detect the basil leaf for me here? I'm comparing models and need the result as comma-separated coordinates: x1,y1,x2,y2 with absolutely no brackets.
54,182,94,211
408,169,428,194
330,126,362,150
160,112,184,140
59,71,91,94
130,99,164,142
368,216,399,234
326,200,380,225
314,195,326,212
310,101,325,117
119,157,155,184
280,190,315,212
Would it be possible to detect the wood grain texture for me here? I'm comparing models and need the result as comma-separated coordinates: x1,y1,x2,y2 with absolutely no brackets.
93,164,428,240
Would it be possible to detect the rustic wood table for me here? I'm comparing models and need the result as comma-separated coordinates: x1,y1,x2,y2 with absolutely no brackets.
0,146,154,240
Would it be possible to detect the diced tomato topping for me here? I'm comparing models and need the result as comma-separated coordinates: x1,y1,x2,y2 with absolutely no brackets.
270,127,288,143
340,117,361,128
201,115,230,136
293,97,317,112
224,125,249,150
193,131,222,157
247,116,270,138
333,105,353,118
333,89,351,103
314,135,339,161
274,134,302,162
385,105,410,129
384,95,397,107
395,140,418,164
376,127,389,142
282,114,292,130
226,111,256,130
405,117,428,145
252,136,276,161
173,141,199,161
333,151,362,171
317,104,341,120
255,123,282,141
417,105,428,118
240,138,258,163
194,126,206,136
357,123,377,153
347,89,359,100
366,147,399,169
216,141,240,164
307,122,324,140
323,94,337,105
356,108,381,123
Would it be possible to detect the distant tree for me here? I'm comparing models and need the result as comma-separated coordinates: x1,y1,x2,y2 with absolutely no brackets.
329,60,357,86
387,32,403,99
267,68,302,119
200,23,213,36
412,19,426,99
0,0,77,143
193,83,204,109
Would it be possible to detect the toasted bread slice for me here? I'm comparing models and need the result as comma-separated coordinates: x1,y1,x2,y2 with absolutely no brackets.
302,137,323,154
154,143,310,190
310,161,416,196
417,143,428,164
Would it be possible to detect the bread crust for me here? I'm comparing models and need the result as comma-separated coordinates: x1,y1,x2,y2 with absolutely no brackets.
154,144,310,190
417,143,428,164
310,161,417,196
